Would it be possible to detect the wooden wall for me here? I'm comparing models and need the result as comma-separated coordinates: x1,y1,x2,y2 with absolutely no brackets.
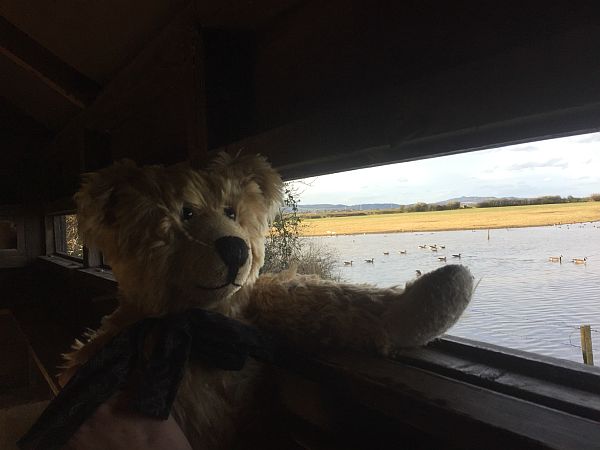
6,2,600,200
35,5,207,203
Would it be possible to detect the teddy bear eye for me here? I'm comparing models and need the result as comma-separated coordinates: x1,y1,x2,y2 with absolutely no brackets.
224,207,236,221
181,206,194,221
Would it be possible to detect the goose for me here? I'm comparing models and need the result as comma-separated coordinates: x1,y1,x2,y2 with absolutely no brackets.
452,253,461,258
365,258,375,263
439,245,445,249
572,257,587,264
343,260,354,266
430,247,438,252
438,256,447,262
548,255,562,263
383,252,390,255
418,245,427,249
399,250,407,254
415,270,422,277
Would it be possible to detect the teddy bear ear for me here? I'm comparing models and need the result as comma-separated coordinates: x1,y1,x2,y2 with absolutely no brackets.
74,159,139,246
210,152,284,217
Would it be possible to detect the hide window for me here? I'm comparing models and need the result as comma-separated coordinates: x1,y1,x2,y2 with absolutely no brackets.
289,132,600,367
53,214,83,259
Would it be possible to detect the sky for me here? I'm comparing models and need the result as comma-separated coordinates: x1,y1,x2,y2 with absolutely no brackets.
291,132,600,205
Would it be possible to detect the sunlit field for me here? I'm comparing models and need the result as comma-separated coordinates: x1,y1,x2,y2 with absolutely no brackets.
300,202,600,236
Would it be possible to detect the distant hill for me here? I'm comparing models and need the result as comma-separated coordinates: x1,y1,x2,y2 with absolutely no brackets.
297,197,525,211
296,203,400,212
433,196,503,205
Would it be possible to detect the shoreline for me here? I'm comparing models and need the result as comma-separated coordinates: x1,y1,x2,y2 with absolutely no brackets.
298,202,600,237
300,220,597,237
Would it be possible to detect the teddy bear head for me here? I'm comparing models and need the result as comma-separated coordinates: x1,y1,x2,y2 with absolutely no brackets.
75,153,283,314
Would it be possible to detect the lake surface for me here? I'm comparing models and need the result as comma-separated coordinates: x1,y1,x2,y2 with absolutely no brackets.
304,222,600,364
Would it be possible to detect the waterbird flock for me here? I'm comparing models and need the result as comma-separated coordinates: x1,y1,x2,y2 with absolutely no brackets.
341,241,590,276
342,242,462,276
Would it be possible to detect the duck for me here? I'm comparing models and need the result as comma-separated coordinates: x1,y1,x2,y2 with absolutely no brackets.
430,247,438,252
438,256,447,262
383,251,390,255
452,253,461,258
439,245,446,249
548,255,562,263
343,260,354,266
418,245,427,249
572,257,587,264
399,250,407,254
365,258,375,263
415,270,422,277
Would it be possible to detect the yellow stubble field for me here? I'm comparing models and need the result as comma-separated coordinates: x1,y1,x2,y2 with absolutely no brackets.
300,202,600,236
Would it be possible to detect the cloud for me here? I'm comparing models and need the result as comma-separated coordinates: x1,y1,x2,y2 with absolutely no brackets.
505,144,539,153
507,158,568,170
571,133,600,144
482,166,499,174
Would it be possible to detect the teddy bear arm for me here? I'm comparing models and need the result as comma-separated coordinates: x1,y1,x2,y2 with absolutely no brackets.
380,264,474,348
247,265,473,355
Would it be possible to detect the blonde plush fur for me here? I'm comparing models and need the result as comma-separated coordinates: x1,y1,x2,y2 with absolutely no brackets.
63,152,474,449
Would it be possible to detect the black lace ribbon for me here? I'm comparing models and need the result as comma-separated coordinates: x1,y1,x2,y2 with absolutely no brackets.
18,309,276,450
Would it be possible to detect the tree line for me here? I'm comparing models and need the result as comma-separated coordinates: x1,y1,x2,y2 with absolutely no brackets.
476,195,595,208
303,194,600,218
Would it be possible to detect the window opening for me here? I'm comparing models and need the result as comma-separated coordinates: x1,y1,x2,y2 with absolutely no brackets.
286,132,600,366
53,214,83,259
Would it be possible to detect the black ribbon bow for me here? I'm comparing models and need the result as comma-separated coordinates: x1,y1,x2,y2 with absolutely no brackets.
18,309,276,450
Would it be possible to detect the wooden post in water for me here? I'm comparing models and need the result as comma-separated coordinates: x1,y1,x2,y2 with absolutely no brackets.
580,325,594,365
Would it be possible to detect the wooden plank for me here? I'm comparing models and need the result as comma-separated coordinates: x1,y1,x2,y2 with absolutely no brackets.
284,350,600,450
0,16,100,108
435,336,600,392
392,343,600,421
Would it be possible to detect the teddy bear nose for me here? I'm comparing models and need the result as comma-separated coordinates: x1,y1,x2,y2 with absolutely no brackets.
215,236,249,272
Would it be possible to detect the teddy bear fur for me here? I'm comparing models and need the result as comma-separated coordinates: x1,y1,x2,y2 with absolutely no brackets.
62,152,474,449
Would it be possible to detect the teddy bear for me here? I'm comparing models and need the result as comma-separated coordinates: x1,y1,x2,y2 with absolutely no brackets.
59,152,473,449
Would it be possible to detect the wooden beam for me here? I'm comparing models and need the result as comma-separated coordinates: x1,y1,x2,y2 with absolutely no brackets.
215,23,600,180
0,16,101,108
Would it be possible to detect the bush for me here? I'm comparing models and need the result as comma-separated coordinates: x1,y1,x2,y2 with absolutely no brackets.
295,239,340,281
262,184,339,280
263,185,302,273
591,193,600,202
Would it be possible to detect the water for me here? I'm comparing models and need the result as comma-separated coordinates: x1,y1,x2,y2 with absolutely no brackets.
304,222,600,364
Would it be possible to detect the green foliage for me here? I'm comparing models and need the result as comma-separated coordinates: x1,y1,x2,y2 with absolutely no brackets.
263,185,302,273
65,215,83,258
263,184,339,280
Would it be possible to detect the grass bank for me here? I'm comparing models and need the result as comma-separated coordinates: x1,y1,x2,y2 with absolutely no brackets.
300,202,600,236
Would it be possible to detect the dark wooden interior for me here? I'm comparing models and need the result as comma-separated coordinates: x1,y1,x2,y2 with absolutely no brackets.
1,2,600,449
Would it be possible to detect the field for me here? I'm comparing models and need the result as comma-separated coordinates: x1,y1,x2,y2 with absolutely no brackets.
300,202,600,236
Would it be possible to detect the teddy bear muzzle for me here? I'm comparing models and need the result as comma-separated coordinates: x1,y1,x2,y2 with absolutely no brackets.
215,236,249,286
